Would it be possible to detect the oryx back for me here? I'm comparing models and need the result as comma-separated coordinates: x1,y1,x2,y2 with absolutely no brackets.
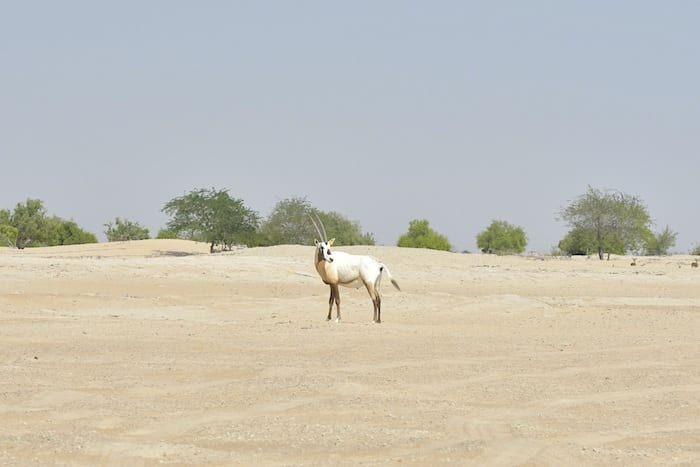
331,251,382,289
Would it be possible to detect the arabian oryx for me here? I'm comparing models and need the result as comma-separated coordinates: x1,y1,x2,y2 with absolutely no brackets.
309,214,400,323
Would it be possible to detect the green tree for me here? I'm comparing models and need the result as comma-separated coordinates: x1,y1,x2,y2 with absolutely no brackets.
558,226,599,256
476,220,527,255
397,219,452,251
258,197,374,246
104,217,150,242
316,211,374,246
162,188,260,252
644,226,677,256
259,197,319,245
0,209,15,247
0,223,18,247
10,199,49,248
46,217,98,246
559,187,652,260
691,244,700,256
156,229,179,239
1,200,97,248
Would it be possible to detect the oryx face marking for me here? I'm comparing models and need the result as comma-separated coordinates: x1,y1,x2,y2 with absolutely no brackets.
315,239,334,263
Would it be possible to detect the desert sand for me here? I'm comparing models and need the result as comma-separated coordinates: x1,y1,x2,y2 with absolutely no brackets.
1,240,698,465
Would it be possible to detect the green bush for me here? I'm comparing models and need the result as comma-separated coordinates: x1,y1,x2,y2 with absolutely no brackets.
477,220,527,255
558,226,599,256
0,224,18,247
1,199,96,248
397,219,451,251
104,218,150,242
156,229,179,240
644,226,677,256
48,217,98,246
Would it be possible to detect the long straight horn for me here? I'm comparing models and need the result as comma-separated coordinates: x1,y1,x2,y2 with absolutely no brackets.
307,211,325,242
314,213,328,243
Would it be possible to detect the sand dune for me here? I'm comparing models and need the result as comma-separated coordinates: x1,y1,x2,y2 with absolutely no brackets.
1,240,698,465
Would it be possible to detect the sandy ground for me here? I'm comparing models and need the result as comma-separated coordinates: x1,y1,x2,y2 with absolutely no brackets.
1,239,698,466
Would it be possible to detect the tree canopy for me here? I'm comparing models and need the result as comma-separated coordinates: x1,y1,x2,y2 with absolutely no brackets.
558,226,599,256
317,211,375,246
0,199,97,248
259,197,374,246
104,218,151,242
47,217,98,246
643,226,677,256
397,219,451,251
0,219,18,248
9,198,48,248
559,187,652,259
2,189,690,255
476,220,528,255
259,197,319,245
162,188,260,252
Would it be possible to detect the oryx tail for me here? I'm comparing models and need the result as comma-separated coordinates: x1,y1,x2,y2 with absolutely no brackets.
380,263,401,292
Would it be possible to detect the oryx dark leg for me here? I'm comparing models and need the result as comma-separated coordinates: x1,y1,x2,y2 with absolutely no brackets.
327,284,341,322
365,283,382,323
326,285,333,321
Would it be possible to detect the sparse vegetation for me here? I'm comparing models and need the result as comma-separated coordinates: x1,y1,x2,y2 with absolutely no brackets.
1,188,694,255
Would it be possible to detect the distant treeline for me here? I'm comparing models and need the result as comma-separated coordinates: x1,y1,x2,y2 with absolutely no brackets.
2,187,698,257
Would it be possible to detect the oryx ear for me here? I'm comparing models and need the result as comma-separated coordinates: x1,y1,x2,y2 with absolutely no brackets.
314,239,320,246
328,238,335,246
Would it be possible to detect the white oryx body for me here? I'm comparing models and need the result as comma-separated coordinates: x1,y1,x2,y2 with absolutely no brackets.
313,237,400,323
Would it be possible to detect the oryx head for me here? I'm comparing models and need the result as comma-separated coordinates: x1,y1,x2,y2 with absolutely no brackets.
308,211,335,263
315,238,335,263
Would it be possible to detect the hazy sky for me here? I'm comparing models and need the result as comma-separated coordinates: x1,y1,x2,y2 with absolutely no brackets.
2,2,699,253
